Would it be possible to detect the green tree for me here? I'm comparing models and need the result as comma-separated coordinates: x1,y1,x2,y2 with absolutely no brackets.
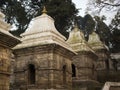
0,0,78,38
94,16,111,46
76,14,95,41
0,0,32,36
109,11,120,52
86,0,120,52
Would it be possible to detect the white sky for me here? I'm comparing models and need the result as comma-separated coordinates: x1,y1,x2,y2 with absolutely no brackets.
72,0,117,25
72,0,88,17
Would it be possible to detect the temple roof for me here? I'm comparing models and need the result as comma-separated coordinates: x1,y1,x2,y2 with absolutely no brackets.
88,32,106,50
66,25,95,53
0,12,11,31
0,12,21,48
13,8,74,53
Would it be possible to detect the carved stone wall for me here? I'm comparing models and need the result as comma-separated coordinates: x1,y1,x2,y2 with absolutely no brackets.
0,46,12,90
95,49,111,84
95,49,109,70
72,51,98,90
13,44,75,90
0,11,20,90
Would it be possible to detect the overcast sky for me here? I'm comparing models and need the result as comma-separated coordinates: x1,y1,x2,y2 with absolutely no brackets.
72,0,88,16
72,0,117,25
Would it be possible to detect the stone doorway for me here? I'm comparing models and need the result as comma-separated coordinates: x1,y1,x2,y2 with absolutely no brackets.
28,64,35,85
72,64,76,77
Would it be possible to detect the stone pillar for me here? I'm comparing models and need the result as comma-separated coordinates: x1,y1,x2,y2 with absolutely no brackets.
0,47,11,90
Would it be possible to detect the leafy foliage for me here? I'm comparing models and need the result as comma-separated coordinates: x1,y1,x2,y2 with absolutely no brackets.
87,0,120,15
109,11,120,52
76,14,95,41
0,0,78,38
86,0,120,52
0,0,32,36
76,14,112,49
94,16,111,46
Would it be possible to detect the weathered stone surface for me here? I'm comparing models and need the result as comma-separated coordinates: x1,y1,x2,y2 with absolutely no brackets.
13,44,74,90
102,82,120,90
66,25,99,90
0,47,11,90
0,12,21,90
13,10,75,90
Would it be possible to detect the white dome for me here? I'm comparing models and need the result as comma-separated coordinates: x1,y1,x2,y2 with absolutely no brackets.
88,32,106,50
13,12,73,52
0,12,11,31
22,13,65,39
23,14,57,35
66,25,95,53
0,12,5,19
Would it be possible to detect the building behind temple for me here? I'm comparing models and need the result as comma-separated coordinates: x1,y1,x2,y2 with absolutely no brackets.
0,7,120,90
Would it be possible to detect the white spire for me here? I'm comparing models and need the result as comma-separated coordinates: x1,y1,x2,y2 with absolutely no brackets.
88,32,106,50
0,11,20,43
0,12,5,19
13,8,73,52
66,24,95,53
0,12,11,31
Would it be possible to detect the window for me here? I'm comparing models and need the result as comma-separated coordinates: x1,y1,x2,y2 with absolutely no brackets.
28,64,35,84
63,65,66,83
105,59,109,70
72,64,76,77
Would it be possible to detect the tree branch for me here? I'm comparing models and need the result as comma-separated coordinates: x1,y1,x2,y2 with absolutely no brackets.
101,2,120,7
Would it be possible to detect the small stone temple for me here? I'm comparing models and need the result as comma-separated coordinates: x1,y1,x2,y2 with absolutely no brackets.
0,12,20,90
66,25,99,90
88,31,109,71
12,8,76,90
88,32,109,89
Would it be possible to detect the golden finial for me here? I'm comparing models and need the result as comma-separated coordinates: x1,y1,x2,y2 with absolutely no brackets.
74,22,79,31
74,23,78,28
42,6,47,14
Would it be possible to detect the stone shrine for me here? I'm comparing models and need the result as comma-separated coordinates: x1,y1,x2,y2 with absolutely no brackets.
66,25,99,90
0,12,20,90
12,7,76,90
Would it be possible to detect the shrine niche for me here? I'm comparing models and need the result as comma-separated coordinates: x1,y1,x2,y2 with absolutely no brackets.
28,64,36,85
72,64,76,77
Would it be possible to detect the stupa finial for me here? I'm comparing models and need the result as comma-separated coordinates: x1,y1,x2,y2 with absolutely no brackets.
74,23,78,28
0,12,5,19
42,6,47,14
73,22,79,31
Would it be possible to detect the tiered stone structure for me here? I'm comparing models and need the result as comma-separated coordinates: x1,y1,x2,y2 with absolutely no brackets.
89,32,120,89
13,8,75,90
0,12,20,90
88,32,109,89
88,32,109,70
66,25,98,90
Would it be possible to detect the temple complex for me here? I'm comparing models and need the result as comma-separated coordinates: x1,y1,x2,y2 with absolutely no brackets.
0,7,120,90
